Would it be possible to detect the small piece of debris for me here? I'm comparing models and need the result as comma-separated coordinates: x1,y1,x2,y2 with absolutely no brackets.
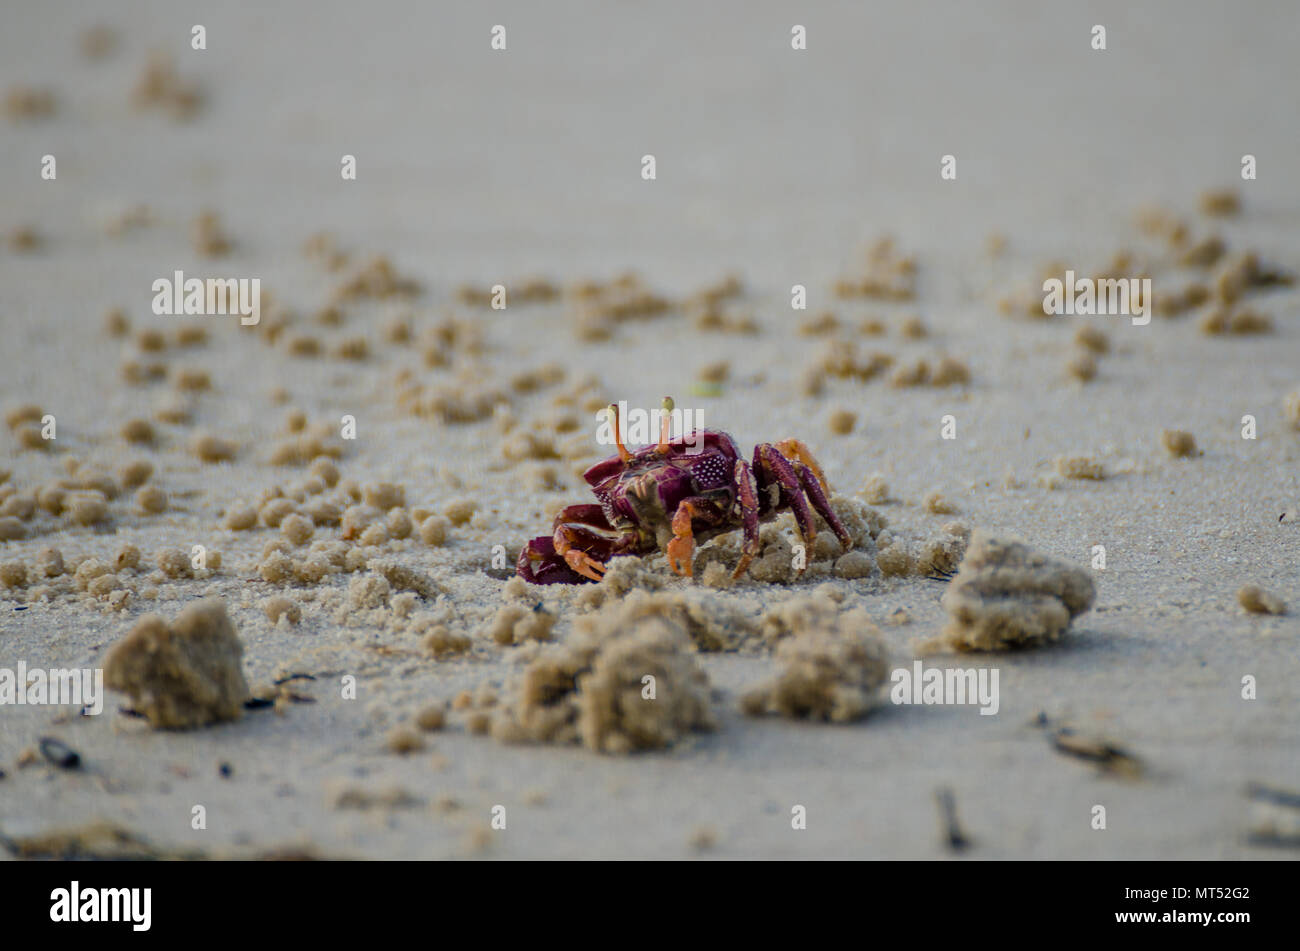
38,737,81,770
1050,727,1143,778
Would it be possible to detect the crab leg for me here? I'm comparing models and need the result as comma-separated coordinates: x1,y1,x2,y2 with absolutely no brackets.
774,438,832,495
667,498,722,577
731,459,761,579
666,501,699,577
753,443,819,546
789,460,853,550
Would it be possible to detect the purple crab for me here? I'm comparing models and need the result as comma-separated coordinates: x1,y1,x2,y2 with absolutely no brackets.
517,398,852,584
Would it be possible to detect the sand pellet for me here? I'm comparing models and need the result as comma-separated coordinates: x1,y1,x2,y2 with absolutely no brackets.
115,544,141,572
1054,456,1105,481
104,309,130,337
16,424,48,450
67,491,109,526
1179,235,1226,269
8,225,43,252
174,325,208,347
4,85,56,119
0,562,26,588
192,433,237,463
30,485,61,517
136,485,168,514
485,603,556,645
440,500,474,527
859,474,890,504
1073,325,1110,354
156,548,191,579
35,547,64,577
899,315,929,339
415,705,445,731
1199,189,1241,218
890,360,929,388
1160,430,1199,458
192,211,231,257
1238,585,1286,616
923,491,958,515
1066,351,1098,382
348,574,391,609
263,596,302,624
0,492,35,519
374,562,443,599
422,625,472,658
4,404,43,429
173,368,211,391
1285,389,1300,430
1199,307,1273,335
931,357,971,386
833,550,875,579
293,558,330,584
419,515,449,546
259,552,293,584
120,418,156,445
302,498,341,526
260,498,297,528
87,574,119,598
281,513,315,546
223,504,258,531
362,483,405,510
119,459,154,489
828,409,857,435
385,508,413,539
309,457,340,487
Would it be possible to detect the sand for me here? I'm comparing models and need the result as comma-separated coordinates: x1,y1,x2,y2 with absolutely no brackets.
1,1,1299,860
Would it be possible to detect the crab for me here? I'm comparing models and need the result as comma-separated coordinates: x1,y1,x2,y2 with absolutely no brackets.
517,398,853,584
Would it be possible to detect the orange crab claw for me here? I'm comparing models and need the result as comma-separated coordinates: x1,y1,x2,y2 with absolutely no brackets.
563,549,607,582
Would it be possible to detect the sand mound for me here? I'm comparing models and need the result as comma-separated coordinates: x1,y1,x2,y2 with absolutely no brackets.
103,598,249,728
939,531,1096,650
743,606,890,721
487,615,716,754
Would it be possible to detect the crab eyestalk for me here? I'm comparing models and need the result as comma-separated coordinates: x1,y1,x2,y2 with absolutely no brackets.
606,403,631,463
656,396,675,453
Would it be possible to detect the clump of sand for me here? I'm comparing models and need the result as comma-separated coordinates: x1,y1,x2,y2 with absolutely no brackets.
574,587,758,652
876,521,970,578
484,615,716,754
103,598,250,728
938,531,1096,650
483,602,557,644
742,605,890,722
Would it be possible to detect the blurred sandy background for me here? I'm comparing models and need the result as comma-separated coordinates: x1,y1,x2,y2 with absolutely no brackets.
1,1,1298,859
